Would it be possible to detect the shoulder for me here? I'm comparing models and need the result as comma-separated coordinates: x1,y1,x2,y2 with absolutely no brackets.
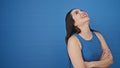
94,31,105,40
68,35,78,44
94,32,109,50
67,35,82,50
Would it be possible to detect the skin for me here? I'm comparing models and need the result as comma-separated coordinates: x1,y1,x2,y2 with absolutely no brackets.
67,9,113,68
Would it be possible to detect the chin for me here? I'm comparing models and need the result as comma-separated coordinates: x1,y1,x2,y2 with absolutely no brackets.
84,17,90,22
86,17,90,20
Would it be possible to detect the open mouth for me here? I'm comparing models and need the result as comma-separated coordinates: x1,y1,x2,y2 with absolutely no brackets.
81,13,88,18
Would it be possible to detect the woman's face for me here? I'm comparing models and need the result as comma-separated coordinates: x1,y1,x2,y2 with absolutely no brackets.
70,9,90,27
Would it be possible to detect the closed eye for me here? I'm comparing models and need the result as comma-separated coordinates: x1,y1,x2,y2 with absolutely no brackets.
75,11,79,14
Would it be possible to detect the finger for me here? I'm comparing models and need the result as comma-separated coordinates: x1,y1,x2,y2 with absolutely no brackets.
101,50,110,59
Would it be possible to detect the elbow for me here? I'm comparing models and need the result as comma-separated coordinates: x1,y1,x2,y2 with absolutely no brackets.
108,54,114,66
108,57,114,67
110,58,114,65
104,58,114,68
110,55,114,65
104,56,114,68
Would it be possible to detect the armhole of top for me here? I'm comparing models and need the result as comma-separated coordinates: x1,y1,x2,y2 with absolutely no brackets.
73,34,82,49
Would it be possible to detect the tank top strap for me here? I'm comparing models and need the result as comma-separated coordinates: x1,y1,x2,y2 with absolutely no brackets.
73,33,81,40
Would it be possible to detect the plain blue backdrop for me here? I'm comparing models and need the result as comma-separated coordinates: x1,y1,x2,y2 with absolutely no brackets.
0,0,120,68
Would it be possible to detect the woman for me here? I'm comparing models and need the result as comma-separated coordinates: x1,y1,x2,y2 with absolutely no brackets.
65,8,113,68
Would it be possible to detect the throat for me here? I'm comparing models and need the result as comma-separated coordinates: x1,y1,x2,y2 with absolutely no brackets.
77,24,93,40
79,31,93,40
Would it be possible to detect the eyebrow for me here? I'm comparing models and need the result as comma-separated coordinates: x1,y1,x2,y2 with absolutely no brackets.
71,9,84,14
74,10,79,13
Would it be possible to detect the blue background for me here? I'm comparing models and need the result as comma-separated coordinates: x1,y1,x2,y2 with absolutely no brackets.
0,0,120,68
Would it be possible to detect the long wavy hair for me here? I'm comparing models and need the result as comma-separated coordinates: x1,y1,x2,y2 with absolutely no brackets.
65,9,98,45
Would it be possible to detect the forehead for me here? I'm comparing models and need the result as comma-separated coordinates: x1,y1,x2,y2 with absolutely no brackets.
71,9,80,14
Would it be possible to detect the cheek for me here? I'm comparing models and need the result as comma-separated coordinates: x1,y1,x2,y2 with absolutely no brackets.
76,15,81,18
75,21,83,26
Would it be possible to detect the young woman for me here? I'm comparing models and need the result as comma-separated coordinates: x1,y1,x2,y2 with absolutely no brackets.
65,8,113,68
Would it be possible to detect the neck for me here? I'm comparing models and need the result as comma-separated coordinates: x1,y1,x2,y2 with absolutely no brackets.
78,24,91,35
78,24,93,40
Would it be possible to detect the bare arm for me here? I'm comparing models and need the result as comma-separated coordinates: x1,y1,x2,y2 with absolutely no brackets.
85,52,112,68
85,49,113,68
85,32,113,68
67,35,86,68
